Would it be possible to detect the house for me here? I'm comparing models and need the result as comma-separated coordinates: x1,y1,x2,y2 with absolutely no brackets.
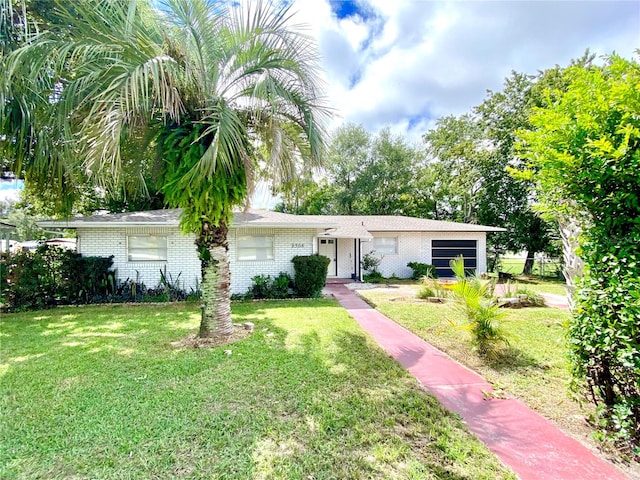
38,209,504,294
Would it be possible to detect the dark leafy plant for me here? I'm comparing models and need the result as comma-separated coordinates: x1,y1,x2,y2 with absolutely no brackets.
363,271,384,284
250,274,273,299
246,272,293,299
407,262,437,280
292,255,330,298
270,272,292,299
158,267,187,301
362,251,383,274
3,245,115,310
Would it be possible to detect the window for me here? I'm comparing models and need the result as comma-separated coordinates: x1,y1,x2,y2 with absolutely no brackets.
373,237,398,254
128,235,167,261
237,235,274,261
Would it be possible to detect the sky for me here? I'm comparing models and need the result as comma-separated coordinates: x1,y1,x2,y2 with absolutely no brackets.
284,0,639,142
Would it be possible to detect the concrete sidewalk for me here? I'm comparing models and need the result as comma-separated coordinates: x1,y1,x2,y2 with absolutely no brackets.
324,283,627,480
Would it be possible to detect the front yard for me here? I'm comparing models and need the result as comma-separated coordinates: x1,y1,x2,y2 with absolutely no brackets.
1,301,514,479
357,283,638,477
359,286,579,428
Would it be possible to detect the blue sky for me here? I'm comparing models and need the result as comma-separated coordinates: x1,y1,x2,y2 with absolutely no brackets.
282,0,639,141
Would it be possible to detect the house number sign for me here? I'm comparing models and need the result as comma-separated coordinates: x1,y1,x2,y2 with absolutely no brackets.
291,243,305,248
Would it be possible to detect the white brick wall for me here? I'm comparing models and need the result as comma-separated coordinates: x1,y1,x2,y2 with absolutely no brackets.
77,226,488,293
77,226,201,292
229,227,317,294
359,231,488,278
361,232,422,278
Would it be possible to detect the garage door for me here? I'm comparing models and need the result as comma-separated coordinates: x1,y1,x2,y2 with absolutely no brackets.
431,240,477,277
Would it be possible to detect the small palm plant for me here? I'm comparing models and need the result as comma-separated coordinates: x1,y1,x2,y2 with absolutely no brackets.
448,256,508,356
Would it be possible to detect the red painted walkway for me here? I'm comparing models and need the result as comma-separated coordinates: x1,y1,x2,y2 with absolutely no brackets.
324,284,628,480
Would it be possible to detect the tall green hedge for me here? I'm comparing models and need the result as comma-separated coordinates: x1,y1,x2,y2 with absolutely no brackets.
2,245,115,311
292,255,330,298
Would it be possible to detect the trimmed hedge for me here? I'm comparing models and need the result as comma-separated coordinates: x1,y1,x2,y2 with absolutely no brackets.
292,254,330,298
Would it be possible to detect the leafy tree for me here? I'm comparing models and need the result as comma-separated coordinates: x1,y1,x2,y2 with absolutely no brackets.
518,54,640,453
422,115,484,223
278,124,426,216
475,72,556,274
422,73,558,274
1,0,328,339
326,123,370,214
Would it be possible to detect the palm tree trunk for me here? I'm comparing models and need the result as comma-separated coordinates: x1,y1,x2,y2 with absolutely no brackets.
196,221,233,338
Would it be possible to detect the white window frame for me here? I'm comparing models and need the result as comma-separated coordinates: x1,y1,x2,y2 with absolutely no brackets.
127,235,168,262
237,235,275,261
373,236,398,255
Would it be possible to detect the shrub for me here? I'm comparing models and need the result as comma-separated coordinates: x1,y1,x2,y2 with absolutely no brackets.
362,251,383,274
514,287,544,306
270,272,292,299
448,256,507,356
407,262,437,280
3,245,116,310
1,246,199,309
363,271,384,284
250,274,273,299
292,255,330,298
247,272,292,299
570,242,640,455
417,286,435,299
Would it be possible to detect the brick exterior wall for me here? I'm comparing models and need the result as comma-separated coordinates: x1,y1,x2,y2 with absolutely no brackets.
229,227,317,294
359,231,488,278
76,226,201,292
76,226,488,293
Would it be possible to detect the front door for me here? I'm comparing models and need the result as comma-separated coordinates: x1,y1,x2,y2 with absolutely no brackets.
318,238,337,276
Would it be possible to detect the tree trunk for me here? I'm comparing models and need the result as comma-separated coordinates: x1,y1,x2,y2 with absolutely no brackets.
196,221,233,339
522,251,535,275
558,216,584,312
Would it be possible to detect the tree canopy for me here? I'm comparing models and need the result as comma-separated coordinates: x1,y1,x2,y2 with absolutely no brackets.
518,54,640,453
1,0,329,338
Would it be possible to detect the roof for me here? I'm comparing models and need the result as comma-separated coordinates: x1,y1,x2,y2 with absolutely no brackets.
311,215,505,233
37,208,505,233
0,221,16,231
37,208,337,229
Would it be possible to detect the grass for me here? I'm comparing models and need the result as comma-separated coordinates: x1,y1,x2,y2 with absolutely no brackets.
357,287,591,445
496,257,563,278
359,282,640,477
1,301,514,479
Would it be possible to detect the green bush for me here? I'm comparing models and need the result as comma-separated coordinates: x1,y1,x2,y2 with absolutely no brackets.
448,256,507,356
514,287,544,306
417,286,435,299
292,255,330,298
3,245,115,310
363,271,384,284
248,272,292,299
570,240,640,455
407,262,437,280
362,251,383,274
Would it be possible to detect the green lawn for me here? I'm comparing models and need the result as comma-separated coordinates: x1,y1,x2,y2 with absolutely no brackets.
1,301,514,479
357,288,594,448
496,257,563,278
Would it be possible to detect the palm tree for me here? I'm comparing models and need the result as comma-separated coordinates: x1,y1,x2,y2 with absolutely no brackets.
1,0,329,338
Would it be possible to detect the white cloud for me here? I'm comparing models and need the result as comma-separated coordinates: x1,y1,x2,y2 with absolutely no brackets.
289,0,640,142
